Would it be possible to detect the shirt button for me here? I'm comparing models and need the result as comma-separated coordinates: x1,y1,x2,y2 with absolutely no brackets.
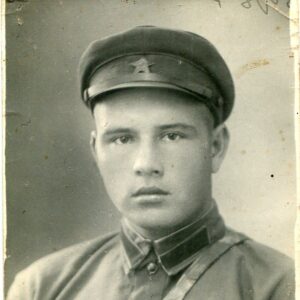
147,262,158,275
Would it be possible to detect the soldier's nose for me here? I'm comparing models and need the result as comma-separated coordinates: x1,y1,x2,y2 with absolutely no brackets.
133,144,164,177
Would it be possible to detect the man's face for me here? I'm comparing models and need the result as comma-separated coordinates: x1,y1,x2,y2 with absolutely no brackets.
92,88,227,237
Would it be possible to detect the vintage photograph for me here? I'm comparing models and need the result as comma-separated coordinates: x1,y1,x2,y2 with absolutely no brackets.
4,1,297,299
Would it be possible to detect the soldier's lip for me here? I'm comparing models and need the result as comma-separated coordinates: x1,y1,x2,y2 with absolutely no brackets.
132,187,170,197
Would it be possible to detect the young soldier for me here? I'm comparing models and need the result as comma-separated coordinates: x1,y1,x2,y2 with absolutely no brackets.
7,26,294,300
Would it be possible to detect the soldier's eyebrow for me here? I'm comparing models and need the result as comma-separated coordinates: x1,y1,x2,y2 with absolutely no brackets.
101,127,137,136
100,123,198,137
157,123,197,134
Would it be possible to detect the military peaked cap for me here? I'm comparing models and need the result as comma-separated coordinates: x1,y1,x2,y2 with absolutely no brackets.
78,26,235,125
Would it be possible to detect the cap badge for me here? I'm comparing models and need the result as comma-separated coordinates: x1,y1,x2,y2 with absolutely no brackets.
130,57,154,74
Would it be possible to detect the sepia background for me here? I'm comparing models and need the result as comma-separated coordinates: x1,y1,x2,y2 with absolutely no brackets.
5,0,296,293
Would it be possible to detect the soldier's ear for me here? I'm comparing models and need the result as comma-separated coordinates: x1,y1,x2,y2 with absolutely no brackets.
211,124,229,173
90,130,98,163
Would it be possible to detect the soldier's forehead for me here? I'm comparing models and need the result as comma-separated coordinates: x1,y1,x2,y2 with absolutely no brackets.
93,88,214,130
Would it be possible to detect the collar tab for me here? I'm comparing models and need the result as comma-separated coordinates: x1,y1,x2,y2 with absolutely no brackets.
121,201,225,275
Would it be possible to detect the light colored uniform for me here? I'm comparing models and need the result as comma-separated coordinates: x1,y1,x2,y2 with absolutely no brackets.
8,204,294,300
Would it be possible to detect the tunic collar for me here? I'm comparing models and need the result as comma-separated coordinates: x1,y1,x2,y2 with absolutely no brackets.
120,201,225,276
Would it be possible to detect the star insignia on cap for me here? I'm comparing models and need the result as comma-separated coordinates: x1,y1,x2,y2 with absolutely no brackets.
130,58,154,74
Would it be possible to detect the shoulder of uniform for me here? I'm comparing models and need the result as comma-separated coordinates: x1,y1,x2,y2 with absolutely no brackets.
33,231,117,267
8,231,119,298
224,227,294,273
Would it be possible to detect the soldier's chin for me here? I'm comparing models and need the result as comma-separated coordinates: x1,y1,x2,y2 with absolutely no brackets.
128,212,187,234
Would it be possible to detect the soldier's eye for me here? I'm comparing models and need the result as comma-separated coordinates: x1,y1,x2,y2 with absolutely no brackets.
113,136,133,145
161,132,183,142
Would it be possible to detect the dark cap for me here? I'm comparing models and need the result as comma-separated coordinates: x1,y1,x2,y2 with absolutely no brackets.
78,26,235,125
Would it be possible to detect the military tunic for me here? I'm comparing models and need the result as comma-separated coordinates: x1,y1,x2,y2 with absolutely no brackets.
7,204,294,300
